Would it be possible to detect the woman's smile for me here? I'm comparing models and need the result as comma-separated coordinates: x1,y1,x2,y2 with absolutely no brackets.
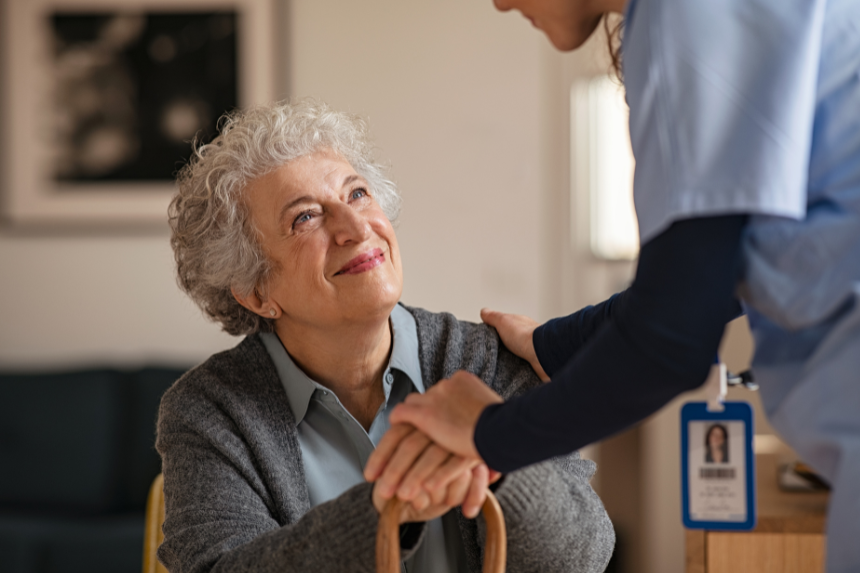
336,248,386,276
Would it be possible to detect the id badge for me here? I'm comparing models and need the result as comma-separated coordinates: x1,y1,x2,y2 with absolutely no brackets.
681,401,756,530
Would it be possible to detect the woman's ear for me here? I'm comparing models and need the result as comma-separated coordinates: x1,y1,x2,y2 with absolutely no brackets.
231,286,281,319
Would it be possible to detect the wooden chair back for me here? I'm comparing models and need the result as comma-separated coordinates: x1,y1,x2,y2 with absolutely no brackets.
143,473,168,573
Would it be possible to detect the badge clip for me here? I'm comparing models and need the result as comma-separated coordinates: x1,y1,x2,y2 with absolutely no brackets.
704,362,728,413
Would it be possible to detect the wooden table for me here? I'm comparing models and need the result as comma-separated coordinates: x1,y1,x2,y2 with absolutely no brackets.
685,453,829,573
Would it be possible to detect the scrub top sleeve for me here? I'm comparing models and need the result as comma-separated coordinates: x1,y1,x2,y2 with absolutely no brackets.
624,0,826,243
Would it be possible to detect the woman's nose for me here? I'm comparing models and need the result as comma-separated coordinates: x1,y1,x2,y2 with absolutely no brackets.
331,204,372,245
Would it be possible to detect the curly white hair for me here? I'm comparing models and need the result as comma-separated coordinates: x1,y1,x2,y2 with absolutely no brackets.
169,98,402,335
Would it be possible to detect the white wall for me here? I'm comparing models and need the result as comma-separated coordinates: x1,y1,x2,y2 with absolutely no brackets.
290,0,549,322
0,235,235,368
0,0,554,368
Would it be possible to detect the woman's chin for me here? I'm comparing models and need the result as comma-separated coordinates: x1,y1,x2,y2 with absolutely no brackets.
335,282,402,322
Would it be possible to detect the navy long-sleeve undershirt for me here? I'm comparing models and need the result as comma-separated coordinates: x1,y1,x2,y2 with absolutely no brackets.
474,215,747,473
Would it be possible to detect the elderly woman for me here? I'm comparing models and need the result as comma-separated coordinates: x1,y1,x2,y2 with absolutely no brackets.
157,99,614,573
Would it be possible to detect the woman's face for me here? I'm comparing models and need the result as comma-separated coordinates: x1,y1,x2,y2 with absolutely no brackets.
492,0,605,51
708,427,726,451
243,149,403,330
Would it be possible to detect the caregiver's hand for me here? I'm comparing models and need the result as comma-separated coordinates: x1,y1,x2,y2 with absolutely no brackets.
366,373,503,506
368,423,491,519
481,308,549,382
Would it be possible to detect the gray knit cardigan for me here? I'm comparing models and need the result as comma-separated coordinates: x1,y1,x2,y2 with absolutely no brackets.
156,305,615,573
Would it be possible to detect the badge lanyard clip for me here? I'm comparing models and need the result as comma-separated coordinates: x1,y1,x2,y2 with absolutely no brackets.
704,361,727,412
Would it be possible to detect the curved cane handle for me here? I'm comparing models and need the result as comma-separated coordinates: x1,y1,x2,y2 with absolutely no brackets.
376,490,506,573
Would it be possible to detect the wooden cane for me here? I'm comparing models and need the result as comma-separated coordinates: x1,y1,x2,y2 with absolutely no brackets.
376,490,506,573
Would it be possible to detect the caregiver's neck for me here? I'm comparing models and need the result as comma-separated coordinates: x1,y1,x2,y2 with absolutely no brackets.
275,313,391,431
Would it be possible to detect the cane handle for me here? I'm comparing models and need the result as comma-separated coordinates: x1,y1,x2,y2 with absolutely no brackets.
376,489,506,573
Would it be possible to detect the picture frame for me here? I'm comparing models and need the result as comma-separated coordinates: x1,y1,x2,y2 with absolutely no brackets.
1,0,279,228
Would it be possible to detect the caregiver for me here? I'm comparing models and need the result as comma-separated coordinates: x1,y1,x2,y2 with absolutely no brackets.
366,1,860,572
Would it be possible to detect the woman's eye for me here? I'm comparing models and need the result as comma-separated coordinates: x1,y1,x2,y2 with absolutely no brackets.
350,188,368,201
292,211,314,228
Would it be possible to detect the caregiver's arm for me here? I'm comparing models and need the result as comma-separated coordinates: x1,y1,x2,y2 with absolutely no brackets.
530,292,623,376
479,296,624,383
383,215,746,475
476,214,747,471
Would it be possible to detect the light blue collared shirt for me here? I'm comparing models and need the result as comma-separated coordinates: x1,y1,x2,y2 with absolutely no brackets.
260,304,468,573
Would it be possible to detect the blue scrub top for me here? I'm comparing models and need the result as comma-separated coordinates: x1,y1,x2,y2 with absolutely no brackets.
620,3,860,569
623,0,860,330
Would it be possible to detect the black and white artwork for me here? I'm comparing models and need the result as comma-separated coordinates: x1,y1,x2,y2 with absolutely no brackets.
2,0,276,227
50,12,237,183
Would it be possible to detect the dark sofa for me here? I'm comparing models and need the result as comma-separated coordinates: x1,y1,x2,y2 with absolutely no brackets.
0,367,186,573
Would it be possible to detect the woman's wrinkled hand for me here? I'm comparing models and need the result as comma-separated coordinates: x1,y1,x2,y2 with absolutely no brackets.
371,453,491,522
365,373,503,514
365,424,495,523
480,308,549,382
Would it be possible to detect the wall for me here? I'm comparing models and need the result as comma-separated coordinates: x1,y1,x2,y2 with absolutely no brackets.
0,0,556,368
289,0,551,323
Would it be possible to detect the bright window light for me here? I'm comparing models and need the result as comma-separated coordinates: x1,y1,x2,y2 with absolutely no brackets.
572,76,639,261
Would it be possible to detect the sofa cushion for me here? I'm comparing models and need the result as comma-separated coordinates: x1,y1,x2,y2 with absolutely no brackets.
0,370,124,514
118,367,184,509
0,512,144,573
0,367,185,515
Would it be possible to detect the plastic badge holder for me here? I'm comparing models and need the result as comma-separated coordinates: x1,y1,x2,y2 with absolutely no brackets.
681,400,756,530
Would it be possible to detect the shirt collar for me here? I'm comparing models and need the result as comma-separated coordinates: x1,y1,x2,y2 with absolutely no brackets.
260,303,425,425
259,331,319,424
388,303,425,394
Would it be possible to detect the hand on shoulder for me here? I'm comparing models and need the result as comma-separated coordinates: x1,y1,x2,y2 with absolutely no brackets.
481,308,549,382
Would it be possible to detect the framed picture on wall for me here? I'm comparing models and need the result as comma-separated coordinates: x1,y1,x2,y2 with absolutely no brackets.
1,0,279,228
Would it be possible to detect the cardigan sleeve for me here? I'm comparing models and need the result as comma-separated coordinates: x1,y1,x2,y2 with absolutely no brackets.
408,305,616,572
155,380,425,573
491,459,614,573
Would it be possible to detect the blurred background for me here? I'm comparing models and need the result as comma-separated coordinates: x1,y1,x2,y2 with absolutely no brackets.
0,1,792,572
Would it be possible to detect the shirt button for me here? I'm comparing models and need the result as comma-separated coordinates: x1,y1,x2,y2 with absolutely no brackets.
385,373,394,385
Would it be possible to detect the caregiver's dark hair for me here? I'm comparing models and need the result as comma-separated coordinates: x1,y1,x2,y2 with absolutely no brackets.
604,14,623,80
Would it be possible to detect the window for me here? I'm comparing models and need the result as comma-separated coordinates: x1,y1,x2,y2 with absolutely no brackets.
571,75,639,261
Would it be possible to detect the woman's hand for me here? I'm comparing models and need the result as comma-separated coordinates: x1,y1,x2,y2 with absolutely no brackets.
481,308,549,382
371,459,490,523
366,373,503,507
368,424,495,521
